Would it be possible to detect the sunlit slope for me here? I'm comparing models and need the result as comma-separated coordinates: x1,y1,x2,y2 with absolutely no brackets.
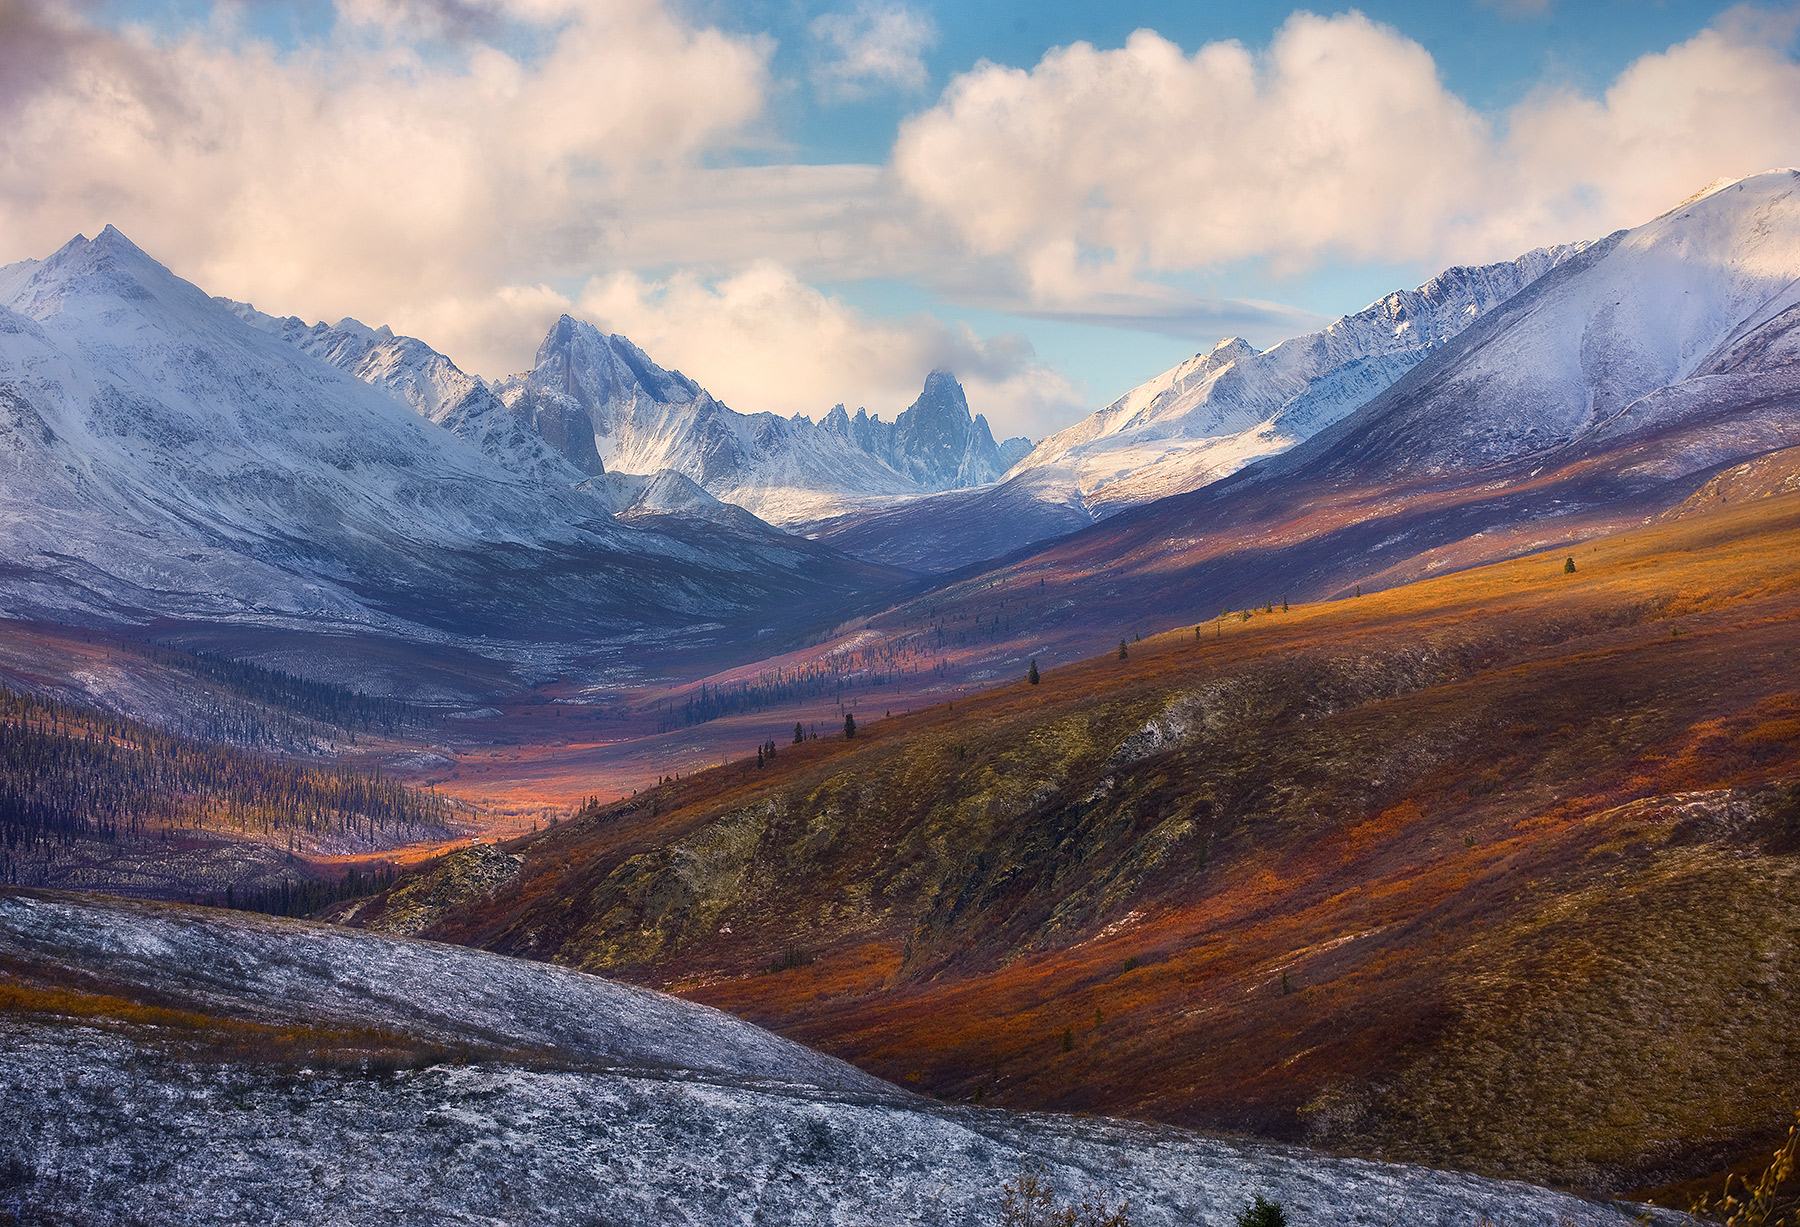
390,489,1800,1198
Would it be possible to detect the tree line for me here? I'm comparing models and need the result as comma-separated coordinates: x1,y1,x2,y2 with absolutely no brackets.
0,684,452,869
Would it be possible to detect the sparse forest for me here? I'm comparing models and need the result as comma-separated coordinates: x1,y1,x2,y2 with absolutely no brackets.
0,685,452,886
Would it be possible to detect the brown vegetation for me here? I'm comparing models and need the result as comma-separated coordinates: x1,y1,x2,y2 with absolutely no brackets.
366,491,1800,1197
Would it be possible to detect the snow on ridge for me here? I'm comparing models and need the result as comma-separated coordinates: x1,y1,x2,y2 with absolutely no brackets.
495,321,1031,524
1006,241,1590,516
0,890,1676,1226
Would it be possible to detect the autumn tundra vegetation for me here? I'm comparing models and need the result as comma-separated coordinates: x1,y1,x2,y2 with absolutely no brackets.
345,482,1800,1212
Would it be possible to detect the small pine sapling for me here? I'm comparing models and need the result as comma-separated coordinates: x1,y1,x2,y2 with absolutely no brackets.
1235,1196,1287,1227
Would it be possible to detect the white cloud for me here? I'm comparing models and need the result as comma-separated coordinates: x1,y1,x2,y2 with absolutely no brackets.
7,0,1800,440
810,1,937,102
892,8,1800,296
0,0,773,357
574,262,1081,439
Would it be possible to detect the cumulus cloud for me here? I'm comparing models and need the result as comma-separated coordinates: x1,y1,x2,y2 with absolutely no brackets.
0,0,773,360
810,1,937,101
574,262,1081,439
893,9,1800,299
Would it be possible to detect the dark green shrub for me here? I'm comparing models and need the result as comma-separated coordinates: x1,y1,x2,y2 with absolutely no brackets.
1235,1195,1287,1227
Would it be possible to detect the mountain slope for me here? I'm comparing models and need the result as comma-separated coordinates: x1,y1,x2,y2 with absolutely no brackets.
0,229,901,669
811,244,1584,573
0,890,1667,1225
1013,244,1586,513
832,170,1800,660
497,318,1029,523
367,490,1800,1199
228,304,598,481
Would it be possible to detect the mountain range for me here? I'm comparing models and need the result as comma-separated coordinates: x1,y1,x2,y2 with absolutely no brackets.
6,172,1800,690
0,227,900,684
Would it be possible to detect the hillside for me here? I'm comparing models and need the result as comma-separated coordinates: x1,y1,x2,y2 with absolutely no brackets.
0,891,1660,1226
0,680,462,905
371,485,1800,1200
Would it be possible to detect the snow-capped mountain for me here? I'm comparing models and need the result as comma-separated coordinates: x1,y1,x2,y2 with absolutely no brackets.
920,169,1800,670
1009,243,1585,514
807,246,1583,573
0,228,896,662
496,317,1031,523
227,305,593,482
1253,170,1800,486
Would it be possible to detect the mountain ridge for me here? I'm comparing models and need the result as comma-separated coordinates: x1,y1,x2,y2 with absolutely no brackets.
0,227,904,673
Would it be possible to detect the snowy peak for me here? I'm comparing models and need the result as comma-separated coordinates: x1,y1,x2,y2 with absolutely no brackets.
854,370,1016,492
1283,167,1800,480
1006,238,1588,514
227,302,595,482
495,322,1031,523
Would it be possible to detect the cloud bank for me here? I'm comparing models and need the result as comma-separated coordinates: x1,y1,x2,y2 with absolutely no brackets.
2,1,1798,436
894,8,1800,298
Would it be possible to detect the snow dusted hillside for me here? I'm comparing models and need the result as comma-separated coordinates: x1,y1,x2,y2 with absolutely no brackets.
1,890,1670,1226
1009,244,1586,513
1259,170,1800,486
0,228,897,659
810,246,1583,573
497,317,1031,523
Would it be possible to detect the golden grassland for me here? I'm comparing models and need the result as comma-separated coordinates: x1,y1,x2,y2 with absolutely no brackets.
365,492,1800,1198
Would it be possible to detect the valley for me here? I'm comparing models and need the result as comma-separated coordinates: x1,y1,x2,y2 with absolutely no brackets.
7,167,1800,1225
338,482,1800,1202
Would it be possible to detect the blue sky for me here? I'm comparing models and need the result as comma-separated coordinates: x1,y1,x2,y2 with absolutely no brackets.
5,0,1796,437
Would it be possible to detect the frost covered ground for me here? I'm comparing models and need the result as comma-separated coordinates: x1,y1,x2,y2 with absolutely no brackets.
0,891,1679,1226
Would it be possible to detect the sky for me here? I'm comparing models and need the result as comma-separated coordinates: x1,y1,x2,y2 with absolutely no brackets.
3,0,1799,440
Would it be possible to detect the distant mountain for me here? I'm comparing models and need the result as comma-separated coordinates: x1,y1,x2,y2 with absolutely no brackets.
905,169,1800,669
810,244,1585,573
495,318,1030,523
1011,242,1587,513
226,305,595,481
0,228,900,679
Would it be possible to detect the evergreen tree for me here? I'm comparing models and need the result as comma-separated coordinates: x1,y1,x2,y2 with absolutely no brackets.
794,722,805,745
844,712,857,739
1564,556,1577,573
1027,660,1040,685
1117,640,1128,660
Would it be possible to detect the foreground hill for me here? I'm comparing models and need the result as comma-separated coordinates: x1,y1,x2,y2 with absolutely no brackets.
371,485,1800,1200
0,891,1652,1226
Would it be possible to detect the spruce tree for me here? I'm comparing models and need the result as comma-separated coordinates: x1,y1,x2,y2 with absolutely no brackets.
793,721,805,745
844,712,857,739
1118,639,1128,660
1027,660,1040,685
